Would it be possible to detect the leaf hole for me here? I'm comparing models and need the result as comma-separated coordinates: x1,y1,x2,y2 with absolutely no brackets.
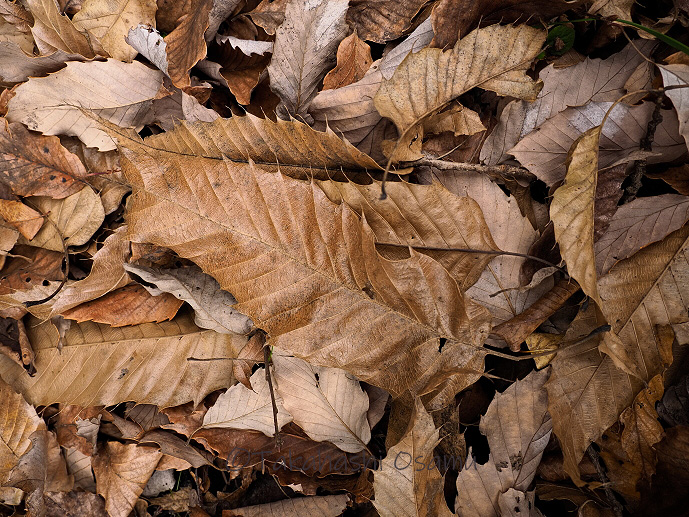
42,280,50,286
438,338,447,353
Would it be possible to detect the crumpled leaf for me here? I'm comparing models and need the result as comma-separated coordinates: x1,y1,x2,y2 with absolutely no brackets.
216,34,273,56
25,0,98,57
272,353,370,453
93,442,162,517
267,0,348,121
374,24,545,161
6,59,164,151
205,0,243,40
347,0,427,44
123,263,253,335
202,367,292,436
551,127,601,305
72,0,156,61
117,122,490,405
455,368,552,517
0,312,250,408
224,494,349,517
373,398,452,517
322,31,372,90
0,119,89,199
595,194,689,275
510,101,686,185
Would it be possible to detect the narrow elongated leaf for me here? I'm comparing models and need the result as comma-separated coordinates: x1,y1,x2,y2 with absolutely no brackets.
116,121,491,403
374,24,545,158
0,312,250,408
267,0,348,120
225,494,349,517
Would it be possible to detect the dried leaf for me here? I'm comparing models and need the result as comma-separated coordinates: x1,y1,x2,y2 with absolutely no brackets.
45,490,107,516
21,187,105,251
347,0,427,44
272,353,370,453
510,102,686,185
374,24,544,161
267,0,348,121
660,63,689,149
322,31,372,90
116,120,490,403
0,312,250,407
0,199,43,239
202,367,292,436
216,34,272,56
223,494,349,516
61,284,183,326
6,59,164,151
551,127,601,304
72,0,156,61
641,426,689,516
25,0,98,57
93,442,162,517
0,42,87,84
205,0,243,40
123,264,253,335
0,120,89,198
373,398,452,517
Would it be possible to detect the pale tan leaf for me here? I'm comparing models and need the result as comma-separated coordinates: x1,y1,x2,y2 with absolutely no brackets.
267,0,348,121
205,0,243,40
0,376,45,483
215,34,273,56
202,368,292,436
123,263,253,335
61,284,183,326
0,312,250,407
117,121,490,404
595,194,689,275
545,304,644,484
590,0,633,19
246,0,286,35
93,442,162,517
125,24,168,74
138,429,212,469
510,102,686,185
0,199,43,240
0,42,87,84
50,225,130,315
347,0,427,44
25,0,97,57
21,187,105,251
272,353,370,453
0,120,89,199
323,31,372,90
0,0,33,34
373,398,451,517
374,24,545,159
6,59,164,151
497,489,541,517
525,333,562,369
64,446,96,491
660,63,689,150
456,369,552,517
481,41,654,166
224,494,349,517
316,178,500,290
424,105,486,136
309,17,433,147
551,127,601,305
72,0,156,61
0,16,34,53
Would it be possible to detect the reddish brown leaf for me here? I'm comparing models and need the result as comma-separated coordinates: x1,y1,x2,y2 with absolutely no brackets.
322,31,372,90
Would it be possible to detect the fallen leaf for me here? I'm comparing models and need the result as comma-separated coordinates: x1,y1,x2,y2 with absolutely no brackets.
72,0,157,61
347,0,427,44
0,0,33,34
25,0,98,57
44,490,107,517
93,442,162,517
648,164,689,195
0,312,250,407
0,42,88,84
202,367,292,436
139,429,212,468
123,264,253,335
246,0,287,35
223,494,349,516
267,0,348,121
641,425,689,516
205,0,243,40
373,398,452,517
322,31,372,90
510,102,686,185
374,24,545,161
0,199,43,239
659,63,689,150
215,34,273,56
272,353,370,453
6,59,164,151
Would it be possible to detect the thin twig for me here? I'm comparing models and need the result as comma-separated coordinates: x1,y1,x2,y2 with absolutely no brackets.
413,158,536,182
264,343,283,450
587,445,625,517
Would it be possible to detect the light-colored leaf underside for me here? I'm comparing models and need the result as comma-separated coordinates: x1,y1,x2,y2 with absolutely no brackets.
119,127,491,402
0,312,248,408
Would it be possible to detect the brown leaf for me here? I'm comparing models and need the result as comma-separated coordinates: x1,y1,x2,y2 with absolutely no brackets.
0,42,88,84
205,0,243,40
648,164,689,195
223,494,349,516
0,0,33,34
510,102,686,185
61,284,183,326
72,0,156,61
199,50,269,105
0,245,64,296
116,120,490,404
660,63,689,149
595,194,689,275
93,442,162,517
267,0,348,121
322,31,372,90
24,0,98,57
641,425,689,516
374,24,545,162
0,199,42,239
6,59,165,151
246,0,287,35
139,429,212,468
45,491,107,517
347,0,427,44
431,0,584,49
0,120,89,198
0,312,251,407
